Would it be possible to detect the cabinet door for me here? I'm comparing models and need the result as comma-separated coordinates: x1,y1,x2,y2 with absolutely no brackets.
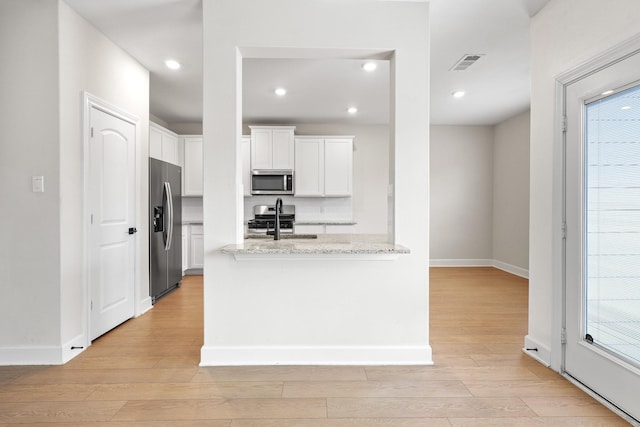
324,138,353,196
251,129,272,169
189,225,204,269
190,235,204,268
162,132,179,165
272,129,294,169
149,125,163,160
182,227,189,273
294,138,324,196
242,137,251,196
183,137,203,196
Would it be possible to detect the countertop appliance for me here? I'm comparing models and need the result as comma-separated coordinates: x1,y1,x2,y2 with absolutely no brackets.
251,169,294,195
247,204,295,234
149,158,182,303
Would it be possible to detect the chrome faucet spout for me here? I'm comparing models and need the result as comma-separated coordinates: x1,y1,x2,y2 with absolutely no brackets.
274,198,283,240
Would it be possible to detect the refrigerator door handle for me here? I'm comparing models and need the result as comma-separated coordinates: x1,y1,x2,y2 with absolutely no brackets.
164,181,174,251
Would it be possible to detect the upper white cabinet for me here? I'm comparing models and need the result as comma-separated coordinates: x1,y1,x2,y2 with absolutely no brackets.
242,136,251,196
149,122,179,165
182,136,203,196
294,136,353,197
250,126,295,170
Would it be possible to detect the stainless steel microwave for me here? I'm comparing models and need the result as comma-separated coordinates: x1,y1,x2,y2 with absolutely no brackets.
251,170,294,195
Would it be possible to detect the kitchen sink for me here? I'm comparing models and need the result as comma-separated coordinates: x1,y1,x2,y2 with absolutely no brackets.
245,234,318,240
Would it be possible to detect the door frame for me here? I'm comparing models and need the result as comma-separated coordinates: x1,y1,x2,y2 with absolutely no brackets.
82,92,144,348
554,35,640,424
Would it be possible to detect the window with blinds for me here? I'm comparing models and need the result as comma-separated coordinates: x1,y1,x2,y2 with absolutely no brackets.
585,83,640,367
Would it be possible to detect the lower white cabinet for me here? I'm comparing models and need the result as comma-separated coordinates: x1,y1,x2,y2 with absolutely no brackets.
189,224,204,269
183,223,204,273
182,229,189,274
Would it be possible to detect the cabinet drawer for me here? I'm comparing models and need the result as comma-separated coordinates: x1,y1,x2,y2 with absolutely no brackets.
190,224,203,235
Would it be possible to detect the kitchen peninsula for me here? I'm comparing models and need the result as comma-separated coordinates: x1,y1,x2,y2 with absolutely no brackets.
221,233,409,260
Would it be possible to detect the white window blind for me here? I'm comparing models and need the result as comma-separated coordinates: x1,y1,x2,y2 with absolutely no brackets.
585,83,640,366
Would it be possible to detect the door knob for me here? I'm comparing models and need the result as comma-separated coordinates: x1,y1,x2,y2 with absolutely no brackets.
128,227,138,235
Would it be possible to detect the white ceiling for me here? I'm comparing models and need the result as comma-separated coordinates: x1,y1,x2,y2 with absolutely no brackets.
63,0,550,126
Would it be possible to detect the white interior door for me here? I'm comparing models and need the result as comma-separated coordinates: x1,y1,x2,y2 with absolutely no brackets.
565,48,640,423
89,106,136,340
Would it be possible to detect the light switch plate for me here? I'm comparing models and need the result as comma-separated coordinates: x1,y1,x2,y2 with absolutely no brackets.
32,175,44,193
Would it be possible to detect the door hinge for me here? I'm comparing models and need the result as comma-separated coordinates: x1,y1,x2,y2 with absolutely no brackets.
561,115,567,133
91,127,94,138
91,300,93,311
90,214,94,225
561,327,567,344
561,222,567,239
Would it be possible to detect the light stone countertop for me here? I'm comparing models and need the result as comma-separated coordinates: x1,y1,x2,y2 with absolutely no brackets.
221,234,409,259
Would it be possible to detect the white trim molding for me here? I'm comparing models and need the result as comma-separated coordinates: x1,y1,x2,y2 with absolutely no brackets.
523,335,552,367
429,259,529,279
200,345,433,366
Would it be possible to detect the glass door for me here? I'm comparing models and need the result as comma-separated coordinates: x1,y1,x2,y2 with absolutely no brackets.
564,49,640,423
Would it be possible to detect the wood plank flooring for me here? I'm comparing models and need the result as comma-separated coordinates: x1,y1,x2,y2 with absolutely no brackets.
0,268,631,425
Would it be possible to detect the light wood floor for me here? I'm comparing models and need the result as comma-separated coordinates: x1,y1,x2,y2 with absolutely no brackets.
0,268,630,425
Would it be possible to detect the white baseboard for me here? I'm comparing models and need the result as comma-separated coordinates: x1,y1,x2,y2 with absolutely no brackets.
61,334,87,364
430,259,529,279
523,335,551,367
429,259,493,267
493,260,529,278
0,346,64,365
136,297,153,317
200,345,433,366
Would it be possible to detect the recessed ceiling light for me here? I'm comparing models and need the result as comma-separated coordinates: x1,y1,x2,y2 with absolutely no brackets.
621,105,632,110
601,90,614,95
165,59,181,70
362,62,377,72
274,88,287,96
347,107,358,114
452,91,465,98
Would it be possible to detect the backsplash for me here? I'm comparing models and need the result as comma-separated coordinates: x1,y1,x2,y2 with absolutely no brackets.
182,197,203,222
183,195,353,224
243,195,353,222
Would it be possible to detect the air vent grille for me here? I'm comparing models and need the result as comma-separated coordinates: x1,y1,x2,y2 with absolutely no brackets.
450,54,484,71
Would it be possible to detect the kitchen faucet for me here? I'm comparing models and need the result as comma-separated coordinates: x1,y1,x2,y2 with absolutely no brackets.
274,197,283,240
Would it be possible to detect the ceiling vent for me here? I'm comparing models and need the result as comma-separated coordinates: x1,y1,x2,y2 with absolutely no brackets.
449,54,484,71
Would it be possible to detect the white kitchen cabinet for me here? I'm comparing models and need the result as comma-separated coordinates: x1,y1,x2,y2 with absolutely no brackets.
242,136,251,196
250,126,295,170
294,136,353,197
189,224,204,269
182,136,203,196
294,138,324,196
150,122,179,165
182,227,189,274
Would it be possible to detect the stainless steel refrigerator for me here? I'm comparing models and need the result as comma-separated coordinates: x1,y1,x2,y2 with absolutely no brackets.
149,158,182,303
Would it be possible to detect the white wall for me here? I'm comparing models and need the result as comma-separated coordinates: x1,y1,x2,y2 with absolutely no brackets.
528,0,640,368
202,0,430,365
0,0,149,364
493,110,530,275
0,0,62,359
430,126,494,262
58,1,150,356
